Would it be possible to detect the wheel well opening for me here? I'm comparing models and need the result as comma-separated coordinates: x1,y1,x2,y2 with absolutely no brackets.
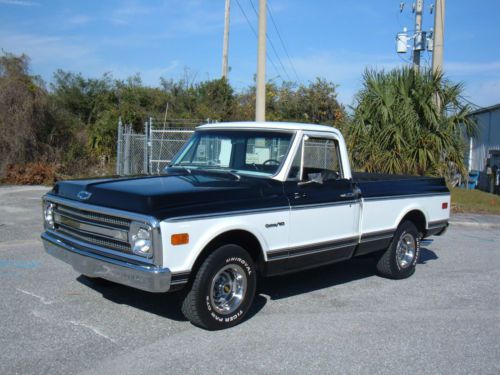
401,210,426,237
190,230,264,281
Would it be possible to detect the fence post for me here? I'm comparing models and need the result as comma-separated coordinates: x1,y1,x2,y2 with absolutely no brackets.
148,117,153,174
143,121,149,175
116,117,123,175
123,124,131,175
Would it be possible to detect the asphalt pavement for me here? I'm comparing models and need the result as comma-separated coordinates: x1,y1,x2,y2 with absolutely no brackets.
0,185,499,374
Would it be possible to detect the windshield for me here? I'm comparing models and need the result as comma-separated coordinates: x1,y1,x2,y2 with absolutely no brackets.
170,130,293,176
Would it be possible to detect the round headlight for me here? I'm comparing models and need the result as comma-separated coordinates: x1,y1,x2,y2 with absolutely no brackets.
130,224,153,257
135,228,151,240
132,239,152,255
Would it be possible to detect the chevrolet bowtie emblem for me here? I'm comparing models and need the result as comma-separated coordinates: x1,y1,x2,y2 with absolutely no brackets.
77,191,92,200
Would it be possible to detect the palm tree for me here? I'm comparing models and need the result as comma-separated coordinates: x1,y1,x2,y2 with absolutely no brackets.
347,67,475,180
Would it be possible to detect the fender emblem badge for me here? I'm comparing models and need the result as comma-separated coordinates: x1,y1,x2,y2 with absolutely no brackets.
77,191,92,200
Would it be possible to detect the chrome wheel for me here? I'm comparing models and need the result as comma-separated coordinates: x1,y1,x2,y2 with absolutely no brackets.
210,264,247,315
396,232,416,269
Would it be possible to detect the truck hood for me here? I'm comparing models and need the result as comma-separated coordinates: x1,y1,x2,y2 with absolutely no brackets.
48,172,286,220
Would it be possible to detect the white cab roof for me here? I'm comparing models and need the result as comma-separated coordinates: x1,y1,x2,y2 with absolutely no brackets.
197,121,339,134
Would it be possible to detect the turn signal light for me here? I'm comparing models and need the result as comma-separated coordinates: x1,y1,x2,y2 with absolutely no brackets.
442,202,448,209
171,233,189,246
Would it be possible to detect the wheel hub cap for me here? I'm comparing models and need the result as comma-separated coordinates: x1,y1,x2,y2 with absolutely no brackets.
210,264,247,315
396,232,416,269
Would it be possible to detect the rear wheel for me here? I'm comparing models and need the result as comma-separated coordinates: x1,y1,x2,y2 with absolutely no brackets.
181,244,256,330
376,221,420,279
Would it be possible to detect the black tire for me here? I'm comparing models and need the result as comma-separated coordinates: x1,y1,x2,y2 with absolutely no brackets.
376,221,420,279
181,244,257,330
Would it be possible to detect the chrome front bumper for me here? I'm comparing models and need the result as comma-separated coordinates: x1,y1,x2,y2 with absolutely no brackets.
41,232,171,293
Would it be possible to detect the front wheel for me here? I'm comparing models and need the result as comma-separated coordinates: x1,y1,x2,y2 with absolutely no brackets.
376,221,420,279
181,244,257,330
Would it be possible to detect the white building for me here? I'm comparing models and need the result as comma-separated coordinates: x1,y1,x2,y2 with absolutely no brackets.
466,104,500,192
467,103,500,172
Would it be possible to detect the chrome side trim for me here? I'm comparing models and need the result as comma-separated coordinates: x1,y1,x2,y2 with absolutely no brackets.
165,206,290,222
165,200,360,222
267,236,359,261
291,200,359,210
362,192,450,201
42,232,171,293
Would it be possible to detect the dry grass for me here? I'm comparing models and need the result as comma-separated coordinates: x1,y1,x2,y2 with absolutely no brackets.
451,187,500,215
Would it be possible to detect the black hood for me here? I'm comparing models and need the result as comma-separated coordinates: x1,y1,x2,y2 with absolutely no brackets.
49,171,287,220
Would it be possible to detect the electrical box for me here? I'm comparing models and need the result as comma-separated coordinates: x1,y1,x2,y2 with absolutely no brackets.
396,32,408,53
414,31,426,51
426,30,434,52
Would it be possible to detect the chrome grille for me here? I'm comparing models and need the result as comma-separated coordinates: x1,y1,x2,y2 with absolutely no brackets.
53,204,132,254
57,227,131,253
56,205,131,228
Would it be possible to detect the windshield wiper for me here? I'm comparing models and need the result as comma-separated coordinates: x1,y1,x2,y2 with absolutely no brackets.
197,167,241,181
167,165,192,174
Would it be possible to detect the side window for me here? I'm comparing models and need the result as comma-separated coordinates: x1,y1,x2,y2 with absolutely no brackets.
288,137,342,181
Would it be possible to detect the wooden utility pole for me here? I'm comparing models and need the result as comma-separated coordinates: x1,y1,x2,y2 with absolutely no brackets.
432,0,445,75
412,0,424,70
255,0,266,122
221,0,230,79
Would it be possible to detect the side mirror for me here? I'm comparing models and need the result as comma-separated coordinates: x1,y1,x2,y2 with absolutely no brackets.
298,173,323,186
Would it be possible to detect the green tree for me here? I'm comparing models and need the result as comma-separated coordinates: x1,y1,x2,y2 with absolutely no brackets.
0,53,77,175
348,67,475,178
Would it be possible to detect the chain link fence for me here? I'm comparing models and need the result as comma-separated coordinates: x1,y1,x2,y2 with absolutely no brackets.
116,117,212,175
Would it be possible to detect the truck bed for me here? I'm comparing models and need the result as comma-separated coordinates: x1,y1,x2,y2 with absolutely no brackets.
352,172,449,199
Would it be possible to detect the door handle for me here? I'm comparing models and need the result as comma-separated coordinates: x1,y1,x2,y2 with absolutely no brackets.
293,192,307,199
340,187,361,199
340,192,357,198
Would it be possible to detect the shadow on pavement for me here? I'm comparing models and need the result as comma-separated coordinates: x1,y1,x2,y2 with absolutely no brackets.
77,275,188,321
259,248,438,300
418,248,439,264
76,248,438,321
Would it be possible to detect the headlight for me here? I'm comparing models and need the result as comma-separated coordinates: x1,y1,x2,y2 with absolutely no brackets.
130,223,153,257
43,202,55,229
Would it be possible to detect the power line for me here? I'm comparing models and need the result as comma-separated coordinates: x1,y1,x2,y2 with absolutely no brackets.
249,0,291,81
234,0,282,79
266,0,300,82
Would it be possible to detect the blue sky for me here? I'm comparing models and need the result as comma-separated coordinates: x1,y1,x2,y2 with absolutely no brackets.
1,0,499,108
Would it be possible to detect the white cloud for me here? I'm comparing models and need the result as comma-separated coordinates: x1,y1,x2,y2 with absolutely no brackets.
446,61,500,75
0,32,94,63
111,2,152,25
462,79,500,107
0,0,38,6
66,15,91,27
109,60,181,86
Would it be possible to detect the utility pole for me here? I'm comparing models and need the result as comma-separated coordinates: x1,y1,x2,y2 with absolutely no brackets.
412,0,424,70
255,0,266,122
432,0,445,112
221,0,230,79
431,0,445,75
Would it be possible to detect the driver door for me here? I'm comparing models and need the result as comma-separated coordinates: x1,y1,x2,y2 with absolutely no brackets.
283,134,361,271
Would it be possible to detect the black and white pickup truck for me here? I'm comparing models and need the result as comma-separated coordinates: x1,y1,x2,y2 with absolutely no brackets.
42,122,450,329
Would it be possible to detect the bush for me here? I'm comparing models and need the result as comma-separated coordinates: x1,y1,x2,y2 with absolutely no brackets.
3,162,58,185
